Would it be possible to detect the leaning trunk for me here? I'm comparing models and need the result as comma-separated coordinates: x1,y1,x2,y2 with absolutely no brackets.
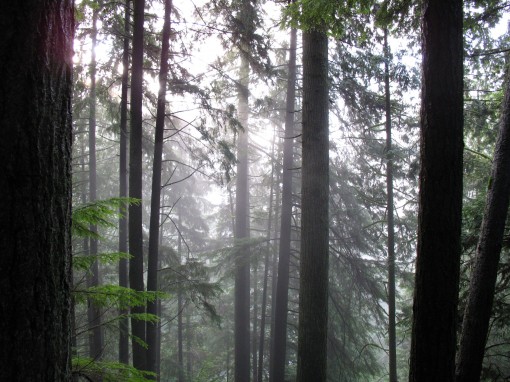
456,63,510,382
146,0,172,376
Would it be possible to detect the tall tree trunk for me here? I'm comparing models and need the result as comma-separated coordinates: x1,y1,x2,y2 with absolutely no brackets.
87,4,104,363
118,0,131,366
186,308,192,380
383,27,398,382
129,0,147,371
409,1,464,381
270,26,297,382
252,264,259,382
0,1,74,380
269,145,282,379
177,211,185,382
455,64,510,382
234,23,251,382
147,0,172,377
178,288,185,382
258,127,277,382
296,29,329,382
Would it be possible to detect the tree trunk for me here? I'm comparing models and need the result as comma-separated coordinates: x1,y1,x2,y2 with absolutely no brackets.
177,212,185,382
87,4,104,363
118,0,131,366
129,0,147,371
0,1,74,380
147,0,172,377
258,127,277,382
234,12,251,379
270,26,297,382
455,63,510,382
383,27,398,382
409,1,464,381
252,264,259,382
186,308,192,380
269,144,282,380
296,29,329,382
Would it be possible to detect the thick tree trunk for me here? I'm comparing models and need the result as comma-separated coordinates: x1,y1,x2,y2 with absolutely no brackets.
456,64,510,382
270,26,297,382
129,0,147,371
147,0,172,377
118,0,131,366
296,29,329,382
87,5,104,363
409,1,464,381
383,27,398,382
0,1,74,380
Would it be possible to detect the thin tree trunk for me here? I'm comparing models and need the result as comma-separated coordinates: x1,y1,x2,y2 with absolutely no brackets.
178,213,185,382
0,1,74,379
384,27,398,382
234,39,251,382
258,127,277,382
456,64,510,382
269,143,282,379
270,26,297,382
129,0,147,371
118,0,131,366
296,29,329,382
87,5,104,364
409,1,464,381
252,264,259,382
186,308,192,380
147,0,172,377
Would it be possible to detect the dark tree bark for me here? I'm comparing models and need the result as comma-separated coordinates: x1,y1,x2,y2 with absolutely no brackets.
409,1,464,381
455,64,510,382
0,1,74,380
383,27,398,382
146,0,172,377
296,29,329,382
270,26,297,382
129,0,147,371
118,0,131,366
87,4,104,363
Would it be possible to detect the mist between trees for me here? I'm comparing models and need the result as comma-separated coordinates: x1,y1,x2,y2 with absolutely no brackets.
2,0,510,381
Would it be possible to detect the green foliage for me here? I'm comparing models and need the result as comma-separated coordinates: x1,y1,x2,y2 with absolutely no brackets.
72,357,156,382
72,197,140,239
74,284,165,310
160,255,223,324
73,252,131,272
283,0,373,37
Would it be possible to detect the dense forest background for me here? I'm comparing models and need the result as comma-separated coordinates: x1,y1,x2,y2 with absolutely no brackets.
69,0,510,380
3,0,510,381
